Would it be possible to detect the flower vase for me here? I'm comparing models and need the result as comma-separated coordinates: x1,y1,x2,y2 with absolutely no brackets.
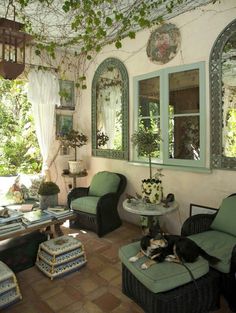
141,179,163,204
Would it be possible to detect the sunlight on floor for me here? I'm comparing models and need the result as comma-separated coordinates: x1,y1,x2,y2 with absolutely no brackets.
62,220,88,237
62,220,70,228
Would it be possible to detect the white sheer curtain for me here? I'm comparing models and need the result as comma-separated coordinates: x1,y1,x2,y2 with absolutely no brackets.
98,85,122,149
28,69,60,178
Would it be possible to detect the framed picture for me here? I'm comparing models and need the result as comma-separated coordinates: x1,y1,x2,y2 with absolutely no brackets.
59,80,75,110
56,114,73,137
190,203,217,216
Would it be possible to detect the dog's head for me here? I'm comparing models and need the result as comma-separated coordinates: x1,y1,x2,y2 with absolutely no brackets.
149,234,167,249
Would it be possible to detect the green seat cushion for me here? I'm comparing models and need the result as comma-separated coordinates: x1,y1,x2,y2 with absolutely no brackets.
119,241,209,293
71,196,100,214
88,171,120,197
211,196,236,236
189,230,236,273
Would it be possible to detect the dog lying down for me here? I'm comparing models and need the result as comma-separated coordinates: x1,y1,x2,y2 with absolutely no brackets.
129,233,220,270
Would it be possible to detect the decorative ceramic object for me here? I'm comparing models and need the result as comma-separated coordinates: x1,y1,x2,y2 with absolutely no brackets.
141,179,163,204
0,261,22,309
36,235,87,280
68,160,84,174
146,23,181,64
38,181,60,210
39,194,58,210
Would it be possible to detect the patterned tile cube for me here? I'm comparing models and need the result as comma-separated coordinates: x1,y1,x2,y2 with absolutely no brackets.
36,235,87,280
0,261,22,309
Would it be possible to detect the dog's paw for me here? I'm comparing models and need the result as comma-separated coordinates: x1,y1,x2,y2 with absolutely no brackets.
141,263,148,270
129,256,138,262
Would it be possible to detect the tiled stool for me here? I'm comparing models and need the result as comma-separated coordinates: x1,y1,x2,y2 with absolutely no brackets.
0,261,22,309
36,235,86,280
119,241,221,313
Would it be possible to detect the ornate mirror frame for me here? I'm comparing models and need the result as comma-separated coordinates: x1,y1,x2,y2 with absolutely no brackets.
92,58,129,159
210,19,236,169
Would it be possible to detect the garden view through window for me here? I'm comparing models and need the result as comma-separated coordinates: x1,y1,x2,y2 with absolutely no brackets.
0,78,42,176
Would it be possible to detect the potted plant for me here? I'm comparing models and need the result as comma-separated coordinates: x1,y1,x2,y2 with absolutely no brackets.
58,129,88,174
38,181,60,210
131,126,163,204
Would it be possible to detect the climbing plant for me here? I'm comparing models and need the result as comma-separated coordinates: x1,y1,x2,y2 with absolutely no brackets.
11,0,193,86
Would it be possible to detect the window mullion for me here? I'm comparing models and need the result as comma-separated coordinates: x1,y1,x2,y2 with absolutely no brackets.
161,70,169,164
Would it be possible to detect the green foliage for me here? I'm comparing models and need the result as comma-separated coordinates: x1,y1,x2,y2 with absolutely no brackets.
225,108,236,157
15,0,187,85
96,130,109,148
131,125,160,179
58,130,88,160
38,181,60,195
131,127,160,157
0,78,42,175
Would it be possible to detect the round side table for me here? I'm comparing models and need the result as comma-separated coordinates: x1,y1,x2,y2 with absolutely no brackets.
123,198,179,230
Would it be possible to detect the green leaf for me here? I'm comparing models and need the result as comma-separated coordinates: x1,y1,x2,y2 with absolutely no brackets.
35,49,41,56
128,31,136,39
115,41,122,49
105,17,113,26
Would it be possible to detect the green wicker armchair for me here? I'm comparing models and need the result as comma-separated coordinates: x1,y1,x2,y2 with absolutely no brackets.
67,171,127,237
181,194,236,312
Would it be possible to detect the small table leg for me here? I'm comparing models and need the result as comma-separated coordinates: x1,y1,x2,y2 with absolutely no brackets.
54,223,64,237
140,215,161,235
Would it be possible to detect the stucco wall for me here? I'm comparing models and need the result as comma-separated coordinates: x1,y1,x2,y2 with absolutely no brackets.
56,0,236,234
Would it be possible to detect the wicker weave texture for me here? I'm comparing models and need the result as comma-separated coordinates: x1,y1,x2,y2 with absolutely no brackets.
122,264,220,313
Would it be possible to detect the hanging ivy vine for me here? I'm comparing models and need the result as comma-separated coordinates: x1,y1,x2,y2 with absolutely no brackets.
7,0,216,86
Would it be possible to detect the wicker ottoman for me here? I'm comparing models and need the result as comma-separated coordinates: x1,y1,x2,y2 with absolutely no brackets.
36,235,86,280
0,261,22,310
119,242,221,313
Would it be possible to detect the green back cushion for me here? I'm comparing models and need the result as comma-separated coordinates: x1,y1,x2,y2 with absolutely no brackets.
189,230,236,273
119,241,209,293
71,196,100,215
88,171,120,197
211,196,236,236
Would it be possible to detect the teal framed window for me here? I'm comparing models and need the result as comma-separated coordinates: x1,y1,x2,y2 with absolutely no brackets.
133,62,206,168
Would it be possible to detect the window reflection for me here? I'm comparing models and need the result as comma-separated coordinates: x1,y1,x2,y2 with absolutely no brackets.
169,70,200,160
222,34,236,157
96,67,122,150
138,77,161,159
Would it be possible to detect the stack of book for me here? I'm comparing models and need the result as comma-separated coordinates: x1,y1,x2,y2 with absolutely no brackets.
0,209,24,235
22,209,52,227
0,222,24,235
46,206,73,219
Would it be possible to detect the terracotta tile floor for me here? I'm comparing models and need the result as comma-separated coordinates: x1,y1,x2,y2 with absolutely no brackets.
2,221,233,313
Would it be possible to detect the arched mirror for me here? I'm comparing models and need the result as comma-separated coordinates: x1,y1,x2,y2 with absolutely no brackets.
210,19,236,169
92,58,129,159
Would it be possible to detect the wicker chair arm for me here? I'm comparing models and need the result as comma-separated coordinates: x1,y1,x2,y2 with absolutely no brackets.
231,245,236,271
97,193,118,213
181,213,217,236
67,187,89,208
95,193,121,234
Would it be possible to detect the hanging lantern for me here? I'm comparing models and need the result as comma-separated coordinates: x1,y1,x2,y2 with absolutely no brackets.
0,4,32,80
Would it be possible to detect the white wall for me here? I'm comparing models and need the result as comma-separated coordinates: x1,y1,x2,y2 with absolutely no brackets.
57,0,236,234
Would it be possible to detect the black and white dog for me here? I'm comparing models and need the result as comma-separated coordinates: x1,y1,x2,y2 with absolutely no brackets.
129,232,220,269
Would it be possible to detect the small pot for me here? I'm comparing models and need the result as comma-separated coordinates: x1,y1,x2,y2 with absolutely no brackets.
39,194,58,210
68,160,84,174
